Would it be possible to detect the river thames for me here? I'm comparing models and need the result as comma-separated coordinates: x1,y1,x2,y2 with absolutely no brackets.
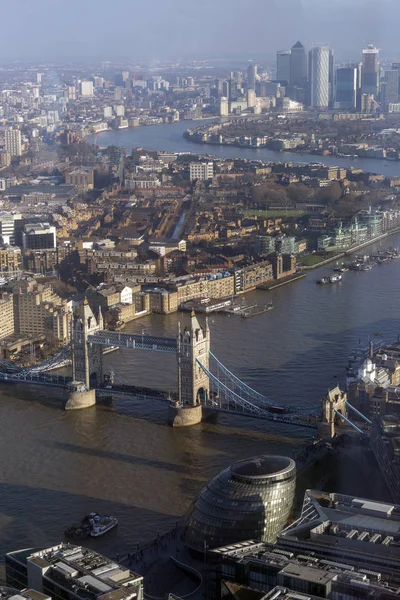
1,123,400,562
87,119,400,177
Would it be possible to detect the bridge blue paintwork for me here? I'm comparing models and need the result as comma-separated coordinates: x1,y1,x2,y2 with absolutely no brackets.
0,329,365,432
87,331,177,353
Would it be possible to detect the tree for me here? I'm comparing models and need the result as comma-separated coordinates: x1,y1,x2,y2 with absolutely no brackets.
315,181,342,204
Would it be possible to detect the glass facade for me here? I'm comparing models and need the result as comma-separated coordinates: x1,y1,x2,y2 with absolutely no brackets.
184,455,296,552
335,67,358,109
309,46,331,108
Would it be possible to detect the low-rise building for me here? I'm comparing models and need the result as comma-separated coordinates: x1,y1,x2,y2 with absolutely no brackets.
234,260,273,293
370,416,400,503
65,167,94,189
0,245,21,274
209,530,400,599
277,489,400,577
6,544,143,600
22,223,56,250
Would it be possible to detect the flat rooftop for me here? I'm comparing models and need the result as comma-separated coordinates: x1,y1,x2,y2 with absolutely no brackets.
279,490,400,558
0,589,50,600
210,540,400,595
7,544,142,600
3,185,77,199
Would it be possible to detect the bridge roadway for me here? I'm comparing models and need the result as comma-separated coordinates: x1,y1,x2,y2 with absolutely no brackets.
97,383,176,402
99,385,317,428
87,331,177,353
0,374,317,428
0,371,71,387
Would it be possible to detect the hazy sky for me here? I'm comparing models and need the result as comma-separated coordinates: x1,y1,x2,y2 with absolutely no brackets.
1,0,398,62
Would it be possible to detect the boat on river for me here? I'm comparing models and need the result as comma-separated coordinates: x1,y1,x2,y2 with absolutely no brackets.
329,274,342,283
65,512,118,539
317,274,342,284
90,514,118,537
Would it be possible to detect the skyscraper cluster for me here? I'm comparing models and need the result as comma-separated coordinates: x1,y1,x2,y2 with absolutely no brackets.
213,41,399,116
276,41,399,112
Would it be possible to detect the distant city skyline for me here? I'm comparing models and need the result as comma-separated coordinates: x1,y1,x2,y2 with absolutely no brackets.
1,0,399,62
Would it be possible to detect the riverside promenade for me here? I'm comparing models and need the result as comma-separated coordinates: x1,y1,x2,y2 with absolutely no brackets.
120,524,203,599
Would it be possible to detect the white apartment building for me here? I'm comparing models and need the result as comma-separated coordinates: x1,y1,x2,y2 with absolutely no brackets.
189,161,214,182
0,212,22,244
5,128,22,157
80,80,94,97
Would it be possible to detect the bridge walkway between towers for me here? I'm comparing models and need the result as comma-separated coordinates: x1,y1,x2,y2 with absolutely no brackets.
87,331,177,353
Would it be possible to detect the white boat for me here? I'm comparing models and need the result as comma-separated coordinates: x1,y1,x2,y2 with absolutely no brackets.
89,514,118,537
329,274,342,283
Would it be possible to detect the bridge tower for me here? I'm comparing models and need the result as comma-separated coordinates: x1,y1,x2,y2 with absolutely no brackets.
169,311,210,427
71,301,103,388
318,386,348,439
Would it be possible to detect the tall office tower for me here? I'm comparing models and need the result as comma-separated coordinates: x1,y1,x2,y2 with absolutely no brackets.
335,67,358,109
392,62,400,95
222,79,237,99
329,48,335,105
290,41,307,87
36,72,42,84
382,70,399,110
247,63,257,90
309,46,330,108
247,88,256,108
277,50,291,82
231,70,243,85
219,97,229,116
5,128,22,157
214,78,224,97
362,44,380,97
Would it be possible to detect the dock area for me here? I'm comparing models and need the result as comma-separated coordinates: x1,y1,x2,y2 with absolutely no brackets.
240,304,273,318
258,272,306,291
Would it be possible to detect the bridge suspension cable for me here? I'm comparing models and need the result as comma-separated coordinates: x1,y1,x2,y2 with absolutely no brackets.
197,358,316,428
332,408,364,434
208,351,320,415
27,344,72,374
209,351,274,407
197,358,275,417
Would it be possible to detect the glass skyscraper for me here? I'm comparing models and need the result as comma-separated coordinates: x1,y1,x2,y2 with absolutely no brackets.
335,67,358,109
362,44,380,98
309,46,331,108
247,64,257,90
184,455,296,552
382,69,399,110
277,50,291,83
290,41,307,88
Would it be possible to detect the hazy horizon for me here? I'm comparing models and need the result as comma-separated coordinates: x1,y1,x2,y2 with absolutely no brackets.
2,0,398,63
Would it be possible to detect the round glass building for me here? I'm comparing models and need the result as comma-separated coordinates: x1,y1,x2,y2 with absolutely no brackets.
184,455,296,552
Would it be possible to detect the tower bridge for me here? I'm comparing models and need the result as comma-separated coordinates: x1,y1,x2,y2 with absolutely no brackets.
0,301,367,433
